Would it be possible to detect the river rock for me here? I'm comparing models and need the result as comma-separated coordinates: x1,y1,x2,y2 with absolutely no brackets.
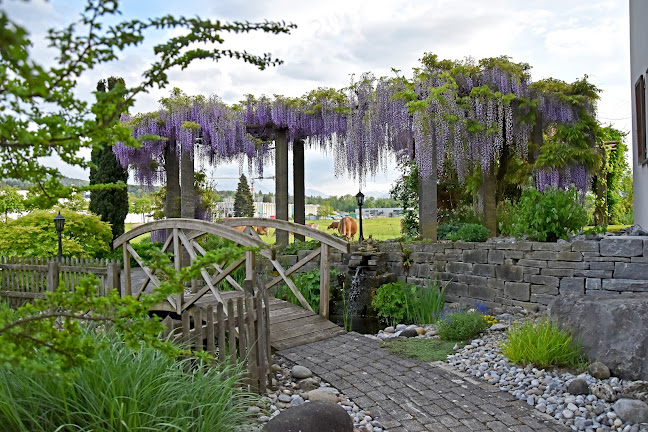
489,323,508,331
549,294,648,380
567,378,590,395
612,398,648,423
399,328,418,338
588,361,611,380
291,365,313,379
262,401,353,432
305,388,340,403
591,382,616,402
620,380,648,402
297,377,320,392
416,327,426,335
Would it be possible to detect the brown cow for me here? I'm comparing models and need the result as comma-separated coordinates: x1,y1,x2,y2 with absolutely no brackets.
338,216,358,241
327,221,340,230
306,223,319,230
253,226,270,235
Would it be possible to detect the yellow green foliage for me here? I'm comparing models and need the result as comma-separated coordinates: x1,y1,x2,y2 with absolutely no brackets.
0,210,112,258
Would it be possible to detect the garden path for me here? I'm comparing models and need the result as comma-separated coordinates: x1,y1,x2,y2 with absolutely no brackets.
278,332,570,432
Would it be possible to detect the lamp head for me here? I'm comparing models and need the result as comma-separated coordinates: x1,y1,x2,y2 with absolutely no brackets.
355,190,365,207
54,211,65,233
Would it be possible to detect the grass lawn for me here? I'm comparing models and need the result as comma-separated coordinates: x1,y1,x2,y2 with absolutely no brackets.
380,338,458,362
124,217,403,245
124,223,151,244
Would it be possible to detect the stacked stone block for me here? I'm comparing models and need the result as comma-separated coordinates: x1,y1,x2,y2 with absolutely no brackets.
327,237,648,311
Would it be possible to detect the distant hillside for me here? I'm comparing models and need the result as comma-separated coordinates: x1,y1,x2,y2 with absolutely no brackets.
0,176,89,189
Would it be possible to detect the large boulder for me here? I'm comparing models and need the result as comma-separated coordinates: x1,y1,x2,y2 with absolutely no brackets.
549,294,648,380
262,401,353,432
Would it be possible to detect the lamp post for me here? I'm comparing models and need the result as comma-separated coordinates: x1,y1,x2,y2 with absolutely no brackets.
54,211,65,262
355,191,365,242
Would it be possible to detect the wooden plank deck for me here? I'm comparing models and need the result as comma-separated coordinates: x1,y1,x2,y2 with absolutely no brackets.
154,290,346,351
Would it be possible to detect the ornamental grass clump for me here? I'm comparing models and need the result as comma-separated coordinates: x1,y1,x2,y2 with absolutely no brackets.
0,332,257,432
500,319,587,369
436,310,490,341
371,280,445,326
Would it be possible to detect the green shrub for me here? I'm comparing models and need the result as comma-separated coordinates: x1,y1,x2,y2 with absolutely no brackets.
437,221,465,240
0,332,257,432
371,282,409,326
507,187,589,242
436,311,489,341
372,281,445,326
500,319,587,369
275,268,339,311
0,209,112,258
446,223,490,242
280,240,321,255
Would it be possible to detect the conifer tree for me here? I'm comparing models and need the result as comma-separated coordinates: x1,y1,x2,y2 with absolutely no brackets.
89,77,129,239
234,175,255,217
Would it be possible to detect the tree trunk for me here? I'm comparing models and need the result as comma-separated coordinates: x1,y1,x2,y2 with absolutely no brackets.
293,138,305,242
418,142,438,241
164,142,181,219
275,130,289,246
180,148,195,219
482,164,498,237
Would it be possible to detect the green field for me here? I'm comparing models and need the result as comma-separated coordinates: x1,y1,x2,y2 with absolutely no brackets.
304,218,402,242
124,218,404,244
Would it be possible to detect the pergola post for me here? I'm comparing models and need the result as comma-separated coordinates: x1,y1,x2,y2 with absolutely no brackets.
275,130,289,246
293,138,306,242
418,141,438,241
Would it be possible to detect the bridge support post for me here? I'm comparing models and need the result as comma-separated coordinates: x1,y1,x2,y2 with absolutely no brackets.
319,244,330,318
245,250,256,287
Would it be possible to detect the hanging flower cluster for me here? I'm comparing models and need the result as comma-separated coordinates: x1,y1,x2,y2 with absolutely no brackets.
116,55,599,198
113,89,271,186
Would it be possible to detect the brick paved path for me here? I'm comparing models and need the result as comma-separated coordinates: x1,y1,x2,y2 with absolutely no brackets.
278,332,570,432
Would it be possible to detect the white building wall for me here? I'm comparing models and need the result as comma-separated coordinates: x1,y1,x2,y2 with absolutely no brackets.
630,0,648,227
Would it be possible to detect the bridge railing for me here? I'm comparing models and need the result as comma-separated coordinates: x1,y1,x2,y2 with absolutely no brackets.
217,217,350,318
113,218,349,319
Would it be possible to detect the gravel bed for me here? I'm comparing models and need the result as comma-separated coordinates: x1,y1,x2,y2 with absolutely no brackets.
370,312,648,432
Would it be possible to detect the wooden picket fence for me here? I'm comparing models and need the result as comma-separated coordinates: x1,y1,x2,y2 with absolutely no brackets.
0,257,121,307
161,280,272,393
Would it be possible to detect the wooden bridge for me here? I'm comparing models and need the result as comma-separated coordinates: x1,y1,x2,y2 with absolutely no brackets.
112,218,349,350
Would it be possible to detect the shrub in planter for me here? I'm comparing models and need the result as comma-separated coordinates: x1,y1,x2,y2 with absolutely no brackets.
446,223,490,242
437,221,465,241
507,187,588,242
372,281,445,326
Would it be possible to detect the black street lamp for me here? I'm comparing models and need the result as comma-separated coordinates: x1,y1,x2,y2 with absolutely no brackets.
356,190,365,242
54,211,65,262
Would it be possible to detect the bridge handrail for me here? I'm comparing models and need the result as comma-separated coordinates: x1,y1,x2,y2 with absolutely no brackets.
217,217,350,253
113,218,269,250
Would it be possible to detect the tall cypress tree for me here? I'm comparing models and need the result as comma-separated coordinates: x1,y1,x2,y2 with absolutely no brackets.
89,77,129,239
234,174,255,217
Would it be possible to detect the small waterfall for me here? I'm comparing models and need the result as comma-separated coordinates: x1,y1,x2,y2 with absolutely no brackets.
330,249,397,334
347,266,365,315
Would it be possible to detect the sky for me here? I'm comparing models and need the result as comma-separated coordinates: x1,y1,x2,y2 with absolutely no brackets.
2,0,631,197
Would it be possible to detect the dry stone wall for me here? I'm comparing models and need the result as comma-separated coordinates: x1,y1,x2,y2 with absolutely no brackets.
330,237,648,311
